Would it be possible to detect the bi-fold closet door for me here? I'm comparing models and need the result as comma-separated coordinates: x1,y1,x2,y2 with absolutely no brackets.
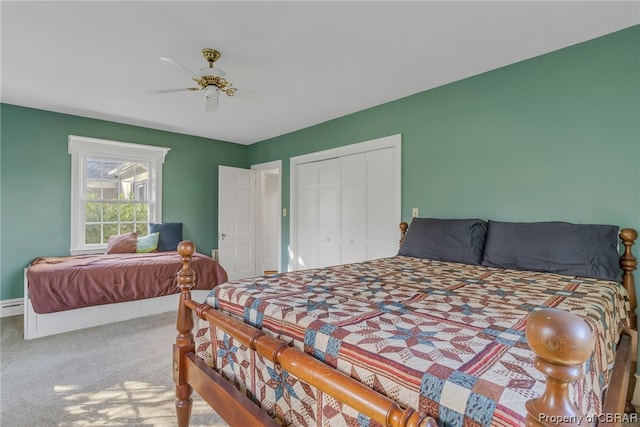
295,147,397,270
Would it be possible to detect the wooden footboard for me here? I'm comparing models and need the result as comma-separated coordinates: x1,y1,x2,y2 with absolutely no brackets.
173,241,437,427
175,228,638,427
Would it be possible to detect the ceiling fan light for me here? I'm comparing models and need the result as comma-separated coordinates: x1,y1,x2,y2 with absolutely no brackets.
205,85,219,99
205,86,219,111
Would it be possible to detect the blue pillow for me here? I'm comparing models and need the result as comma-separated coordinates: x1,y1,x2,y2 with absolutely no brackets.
136,232,159,253
150,223,183,252
481,220,620,281
398,218,488,265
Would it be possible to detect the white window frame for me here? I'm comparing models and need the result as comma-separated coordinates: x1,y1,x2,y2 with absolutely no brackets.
68,135,170,255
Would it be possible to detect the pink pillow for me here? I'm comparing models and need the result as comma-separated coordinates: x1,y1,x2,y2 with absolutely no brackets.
105,232,138,254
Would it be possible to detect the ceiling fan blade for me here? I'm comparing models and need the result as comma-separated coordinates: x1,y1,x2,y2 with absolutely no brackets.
232,89,272,102
157,56,201,80
148,88,200,94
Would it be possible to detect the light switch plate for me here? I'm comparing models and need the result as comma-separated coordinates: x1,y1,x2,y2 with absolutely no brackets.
283,208,287,217
412,208,419,218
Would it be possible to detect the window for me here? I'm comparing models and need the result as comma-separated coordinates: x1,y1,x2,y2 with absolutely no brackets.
69,135,170,255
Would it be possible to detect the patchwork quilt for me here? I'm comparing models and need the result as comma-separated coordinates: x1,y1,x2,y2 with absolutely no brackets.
195,256,629,427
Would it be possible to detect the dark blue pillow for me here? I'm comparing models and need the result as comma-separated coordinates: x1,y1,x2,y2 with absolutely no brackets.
398,218,488,265
481,220,620,281
150,223,183,252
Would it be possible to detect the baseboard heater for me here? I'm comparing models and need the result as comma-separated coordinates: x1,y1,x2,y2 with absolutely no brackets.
1,298,24,317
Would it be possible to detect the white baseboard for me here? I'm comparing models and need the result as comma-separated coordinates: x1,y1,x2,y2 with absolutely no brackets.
1,298,24,318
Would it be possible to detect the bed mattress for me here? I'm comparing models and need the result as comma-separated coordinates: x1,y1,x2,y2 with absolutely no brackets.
27,251,228,313
195,256,629,426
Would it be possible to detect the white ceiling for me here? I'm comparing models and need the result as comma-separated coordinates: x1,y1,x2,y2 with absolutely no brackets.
2,1,638,145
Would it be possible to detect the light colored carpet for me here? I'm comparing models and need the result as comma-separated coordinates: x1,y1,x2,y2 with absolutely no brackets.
0,311,228,427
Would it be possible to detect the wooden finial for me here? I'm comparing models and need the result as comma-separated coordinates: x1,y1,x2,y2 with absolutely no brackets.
399,221,409,246
176,241,196,293
525,308,594,426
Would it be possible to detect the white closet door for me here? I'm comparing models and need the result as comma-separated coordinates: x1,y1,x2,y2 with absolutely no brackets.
366,148,398,259
340,153,366,264
296,162,319,269
291,135,401,271
317,158,341,267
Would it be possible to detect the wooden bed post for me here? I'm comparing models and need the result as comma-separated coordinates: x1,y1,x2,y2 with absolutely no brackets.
524,308,595,426
174,241,196,427
619,228,638,412
400,221,409,246
620,228,637,329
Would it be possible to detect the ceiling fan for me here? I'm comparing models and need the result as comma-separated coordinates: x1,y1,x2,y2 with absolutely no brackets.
152,48,269,111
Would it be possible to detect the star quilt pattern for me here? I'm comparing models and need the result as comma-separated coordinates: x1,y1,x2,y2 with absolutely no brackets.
194,256,629,426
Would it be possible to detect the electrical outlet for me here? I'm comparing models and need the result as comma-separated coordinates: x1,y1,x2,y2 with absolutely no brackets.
282,208,287,217
412,208,419,218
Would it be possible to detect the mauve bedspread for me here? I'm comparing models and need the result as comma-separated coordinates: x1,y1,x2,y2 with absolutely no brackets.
27,251,228,314
195,256,629,426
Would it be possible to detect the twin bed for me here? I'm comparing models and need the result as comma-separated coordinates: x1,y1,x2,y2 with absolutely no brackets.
24,250,227,339
173,218,638,427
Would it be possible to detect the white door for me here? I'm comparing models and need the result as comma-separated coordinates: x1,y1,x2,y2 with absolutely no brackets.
219,166,256,280
317,158,341,267
296,162,319,269
366,148,397,259
259,170,280,274
340,153,366,264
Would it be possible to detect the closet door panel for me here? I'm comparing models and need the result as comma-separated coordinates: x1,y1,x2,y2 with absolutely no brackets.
317,159,340,267
297,239,319,270
296,162,319,269
319,241,341,268
297,188,318,239
341,244,366,265
318,187,339,239
366,148,397,258
341,153,366,264
341,154,366,243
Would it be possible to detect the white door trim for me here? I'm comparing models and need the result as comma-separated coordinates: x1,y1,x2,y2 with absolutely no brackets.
289,134,402,271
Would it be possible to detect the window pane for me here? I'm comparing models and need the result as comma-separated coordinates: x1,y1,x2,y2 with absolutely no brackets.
74,140,163,252
135,183,145,201
121,202,135,221
103,203,118,222
103,182,119,200
104,223,118,240
85,202,102,222
134,203,148,222
136,223,149,236
85,183,101,200
85,224,101,244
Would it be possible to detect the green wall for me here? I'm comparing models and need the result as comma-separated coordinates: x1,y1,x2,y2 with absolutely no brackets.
248,25,640,285
0,105,247,300
2,25,638,303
